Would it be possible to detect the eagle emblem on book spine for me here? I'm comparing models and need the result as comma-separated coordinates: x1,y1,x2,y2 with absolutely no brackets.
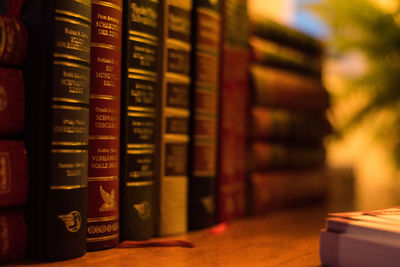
133,201,151,221
99,185,117,212
58,211,82,233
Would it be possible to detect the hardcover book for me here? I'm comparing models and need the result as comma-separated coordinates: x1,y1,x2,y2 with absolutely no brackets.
156,0,193,236
120,0,159,241
217,0,249,222
22,0,91,260
0,14,28,66
250,64,329,110
0,210,27,264
0,141,28,208
0,68,25,136
87,0,122,250
188,0,221,230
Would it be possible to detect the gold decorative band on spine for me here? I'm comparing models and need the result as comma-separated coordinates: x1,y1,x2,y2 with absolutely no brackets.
127,112,155,118
53,60,89,69
129,36,157,46
53,53,90,64
165,72,191,84
197,7,221,20
88,176,118,182
52,104,88,111
51,149,87,153
125,181,154,187
164,134,189,142
167,39,191,51
52,97,88,104
127,149,155,155
91,42,120,51
54,16,90,28
75,0,91,7
128,171,154,178
126,144,155,149
89,94,120,101
54,9,91,23
128,68,157,77
50,185,87,190
127,106,155,113
164,108,190,117
87,234,119,242
89,135,119,140
129,30,157,41
51,142,88,147
92,0,122,12
88,215,119,223
149,0,159,3
128,74,157,82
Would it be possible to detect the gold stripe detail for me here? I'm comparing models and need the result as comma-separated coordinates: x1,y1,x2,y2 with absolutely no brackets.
164,134,189,142
53,60,89,70
129,171,154,178
197,7,221,20
51,142,88,146
87,234,119,242
92,1,122,12
88,215,119,223
167,39,191,51
129,36,157,46
127,149,154,154
129,30,157,41
88,176,118,182
52,97,87,104
53,53,90,64
90,94,120,101
128,74,157,82
54,16,90,28
128,68,157,77
149,0,159,3
91,42,120,51
52,104,88,111
127,106,155,113
50,185,87,190
166,72,191,84
126,181,153,187
126,144,155,149
51,149,87,153
75,0,91,7
89,135,118,140
55,9,91,23
128,112,155,118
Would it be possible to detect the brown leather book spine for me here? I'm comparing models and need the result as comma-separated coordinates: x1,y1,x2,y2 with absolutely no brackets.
0,211,27,264
0,141,28,208
0,68,25,135
87,0,122,250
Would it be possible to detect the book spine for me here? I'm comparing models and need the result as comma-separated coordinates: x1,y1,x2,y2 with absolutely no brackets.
120,0,159,241
250,64,329,110
0,141,28,208
23,0,91,260
87,0,122,250
249,142,326,171
188,0,221,230
248,168,328,215
0,14,28,66
0,68,25,135
0,211,27,264
157,0,192,236
218,0,249,221
250,107,331,142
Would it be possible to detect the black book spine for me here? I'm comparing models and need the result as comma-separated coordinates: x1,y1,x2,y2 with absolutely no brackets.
120,0,159,240
188,0,221,230
23,0,91,261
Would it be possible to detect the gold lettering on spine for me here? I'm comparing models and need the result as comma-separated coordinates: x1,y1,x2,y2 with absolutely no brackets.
130,3,158,28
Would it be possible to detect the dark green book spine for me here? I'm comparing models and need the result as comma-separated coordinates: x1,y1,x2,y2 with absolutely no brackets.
188,0,221,230
120,0,159,240
23,0,91,261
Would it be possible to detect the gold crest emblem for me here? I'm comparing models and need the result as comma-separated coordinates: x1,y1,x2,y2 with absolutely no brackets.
133,201,151,221
0,86,7,112
58,211,82,233
99,185,117,212
201,195,215,214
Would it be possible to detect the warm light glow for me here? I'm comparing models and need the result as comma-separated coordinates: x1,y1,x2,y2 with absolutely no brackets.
248,0,296,24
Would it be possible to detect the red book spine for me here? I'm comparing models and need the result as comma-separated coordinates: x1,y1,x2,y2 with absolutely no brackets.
217,0,249,222
0,14,28,66
0,68,25,135
87,0,122,250
0,211,27,264
0,141,28,208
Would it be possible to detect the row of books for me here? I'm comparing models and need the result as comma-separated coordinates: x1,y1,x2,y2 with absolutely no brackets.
0,0,330,263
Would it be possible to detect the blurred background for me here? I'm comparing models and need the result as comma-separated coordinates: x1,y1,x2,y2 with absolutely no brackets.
248,0,400,210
